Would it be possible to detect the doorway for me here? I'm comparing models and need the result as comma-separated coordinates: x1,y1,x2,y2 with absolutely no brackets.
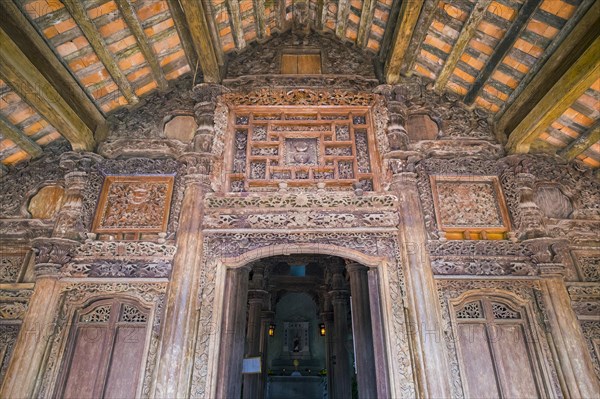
215,254,389,399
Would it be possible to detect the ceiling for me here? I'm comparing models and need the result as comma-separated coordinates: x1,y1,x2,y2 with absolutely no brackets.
0,0,597,173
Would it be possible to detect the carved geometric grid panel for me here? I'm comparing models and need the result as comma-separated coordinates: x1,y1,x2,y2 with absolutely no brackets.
227,107,379,192
431,176,511,240
93,175,174,234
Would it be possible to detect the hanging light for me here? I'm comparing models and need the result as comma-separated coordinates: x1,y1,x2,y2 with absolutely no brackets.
268,323,276,337
319,323,326,336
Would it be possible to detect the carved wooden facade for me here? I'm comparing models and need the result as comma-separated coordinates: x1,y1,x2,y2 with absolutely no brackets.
0,37,598,398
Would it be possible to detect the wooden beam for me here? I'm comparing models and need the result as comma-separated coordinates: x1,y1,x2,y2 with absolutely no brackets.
177,0,222,83
0,114,43,158
384,0,426,84
62,0,139,105
506,36,600,153
0,0,104,130
0,162,7,177
225,0,246,50
463,0,542,104
315,0,326,31
0,28,95,151
252,0,267,39
357,0,376,48
398,0,439,76
115,0,168,90
336,0,351,39
558,120,600,161
201,0,225,66
166,0,199,69
497,0,598,135
434,0,493,92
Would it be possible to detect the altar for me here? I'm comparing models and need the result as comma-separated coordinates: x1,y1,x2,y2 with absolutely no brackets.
266,376,326,399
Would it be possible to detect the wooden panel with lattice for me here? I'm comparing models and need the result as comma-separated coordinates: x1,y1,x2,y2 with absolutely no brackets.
225,107,380,192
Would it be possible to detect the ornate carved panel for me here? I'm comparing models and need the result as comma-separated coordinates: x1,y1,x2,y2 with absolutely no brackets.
225,107,380,192
580,321,600,381
430,176,511,240
0,325,20,386
92,175,174,235
0,252,29,283
571,250,600,282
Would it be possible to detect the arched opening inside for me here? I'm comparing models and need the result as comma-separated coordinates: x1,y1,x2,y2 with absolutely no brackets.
215,254,389,399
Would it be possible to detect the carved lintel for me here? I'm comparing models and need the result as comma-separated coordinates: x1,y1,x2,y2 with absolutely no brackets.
538,263,567,278
97,138,189,159
58,151,103,173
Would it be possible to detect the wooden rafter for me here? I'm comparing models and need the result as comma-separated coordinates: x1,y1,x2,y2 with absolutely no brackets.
252,0,267,39
226,0,247,50
463,0,543,105
384,0,426,84
433,0,493,92
0,162,7,176
177,0,222,82
115,0,168,90
62,0,139,105
0,0,104,131
506,35,600,153
0,114,43,158
201,0,225,66
336,0,351,39
558,120,600,161
497,0,599,135
0,28,95,151
166,0,199,69
357,0,376,48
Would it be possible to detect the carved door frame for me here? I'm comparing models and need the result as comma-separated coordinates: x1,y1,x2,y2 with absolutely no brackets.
191,237,416,398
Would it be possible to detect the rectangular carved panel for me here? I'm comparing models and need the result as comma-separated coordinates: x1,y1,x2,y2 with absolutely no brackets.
92,176,174,234
226,108,379,192
430,176,511,240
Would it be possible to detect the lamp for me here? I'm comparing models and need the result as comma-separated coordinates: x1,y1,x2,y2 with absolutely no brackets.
319,323,326,336
268,323,276,337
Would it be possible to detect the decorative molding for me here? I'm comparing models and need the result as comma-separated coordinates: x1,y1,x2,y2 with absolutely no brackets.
74,240,177,259
431,258,537,276
205,192,397,209
60,260,171,279
220,89,378,107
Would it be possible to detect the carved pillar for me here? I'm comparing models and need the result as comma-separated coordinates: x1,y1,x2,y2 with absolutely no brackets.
243,265,268,399
154,154,211,398
345,262,377,398
530,240,600,397
390,163,453,398
321,308,335,398
216,266,250,399
514,172,546,239
1,238,77,398
53,152,102,239
328,264,351,399
367,268,390,399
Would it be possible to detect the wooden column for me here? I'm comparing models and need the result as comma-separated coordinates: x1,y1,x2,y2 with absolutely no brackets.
328,264,352,399
258,309,274,398
391,167,453,398
243,289,268,399
154,164,211,398
1,239,77,398
216,266,250,399
368,268,390,399
539,265,600,397
321,309,336,398
346,262,377,398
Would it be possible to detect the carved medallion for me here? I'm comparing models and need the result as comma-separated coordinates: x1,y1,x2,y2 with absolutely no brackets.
92,176,174,233
430,176,511,239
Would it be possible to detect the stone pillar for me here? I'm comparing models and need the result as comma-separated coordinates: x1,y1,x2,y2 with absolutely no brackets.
390,161,453,398
328,264,351,399
1,238,77,398
367,268,390,399
346,262,377,398
154,154,211,398
243,289,268,399
216,266,250,399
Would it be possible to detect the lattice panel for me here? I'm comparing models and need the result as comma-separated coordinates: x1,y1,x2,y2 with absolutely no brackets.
226,108,379,192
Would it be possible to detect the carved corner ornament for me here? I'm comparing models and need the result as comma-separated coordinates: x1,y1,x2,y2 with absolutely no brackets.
32,237,79,278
